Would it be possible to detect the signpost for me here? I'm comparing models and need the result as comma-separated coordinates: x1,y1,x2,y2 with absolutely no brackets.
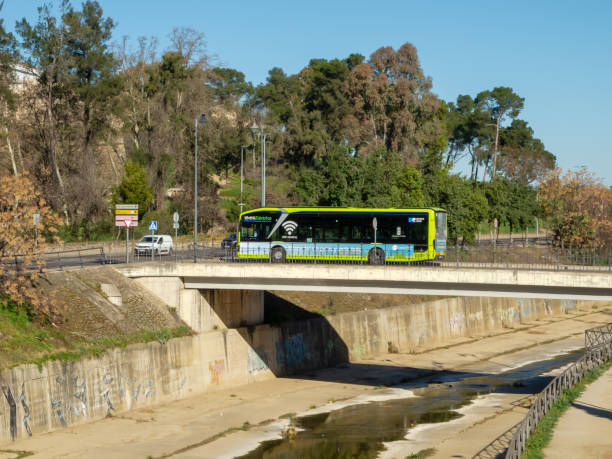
125,219,131,263
115,204,138,263
372,217,378,246
493,217,498,263
33,213,40,247
173,212,179,249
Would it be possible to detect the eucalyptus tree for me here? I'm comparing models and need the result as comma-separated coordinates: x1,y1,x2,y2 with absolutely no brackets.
345,43,444,162
445,95,492,179
498,119,556,185
17,1,123,222
475,87,524,179
16,1,72,215
0,1,19,175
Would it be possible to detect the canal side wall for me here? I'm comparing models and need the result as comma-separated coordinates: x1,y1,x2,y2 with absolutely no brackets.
327,297,580,359
0,296,595,444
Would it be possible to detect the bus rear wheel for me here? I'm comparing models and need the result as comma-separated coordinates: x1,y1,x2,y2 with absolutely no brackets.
270,246,286,263
368,247,385,265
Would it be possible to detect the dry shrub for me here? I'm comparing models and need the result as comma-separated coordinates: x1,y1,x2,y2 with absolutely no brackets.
0,173,61,319
538,168,611,249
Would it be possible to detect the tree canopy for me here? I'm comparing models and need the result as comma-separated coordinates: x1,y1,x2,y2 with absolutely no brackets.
2,1,600,253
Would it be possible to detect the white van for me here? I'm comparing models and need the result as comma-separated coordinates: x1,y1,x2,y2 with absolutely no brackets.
134,235,173,255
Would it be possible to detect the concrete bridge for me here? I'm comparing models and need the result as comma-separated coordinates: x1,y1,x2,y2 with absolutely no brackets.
118,262,612,301
114,262,611,334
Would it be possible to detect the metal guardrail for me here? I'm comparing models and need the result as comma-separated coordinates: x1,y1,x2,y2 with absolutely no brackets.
504,323,612,459
102,241,225,265
44,247,106,270
224,243,611,272
472,236,552,247
3,243,610,273
0,247,106,272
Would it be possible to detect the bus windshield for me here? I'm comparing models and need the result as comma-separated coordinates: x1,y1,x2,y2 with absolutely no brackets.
240,213,279,241
435,212,447,240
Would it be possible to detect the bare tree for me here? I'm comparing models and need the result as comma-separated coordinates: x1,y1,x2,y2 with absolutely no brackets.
167,27,209,68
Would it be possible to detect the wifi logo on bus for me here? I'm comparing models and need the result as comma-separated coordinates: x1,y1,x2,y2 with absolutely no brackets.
282,220,298,235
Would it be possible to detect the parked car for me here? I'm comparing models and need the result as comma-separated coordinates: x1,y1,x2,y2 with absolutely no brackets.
134,235,173,255
221,233,237,249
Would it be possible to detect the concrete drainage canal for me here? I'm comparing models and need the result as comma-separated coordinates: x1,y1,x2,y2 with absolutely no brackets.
237,351,581,459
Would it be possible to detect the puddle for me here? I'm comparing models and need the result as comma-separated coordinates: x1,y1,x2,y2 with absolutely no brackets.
237,350,580,459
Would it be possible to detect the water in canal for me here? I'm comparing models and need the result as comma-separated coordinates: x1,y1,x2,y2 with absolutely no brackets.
237,351,580,459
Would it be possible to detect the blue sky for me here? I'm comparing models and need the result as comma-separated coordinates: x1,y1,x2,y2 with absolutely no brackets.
3,0,611,184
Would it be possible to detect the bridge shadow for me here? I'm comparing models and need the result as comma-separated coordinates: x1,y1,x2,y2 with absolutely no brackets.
236,293,568,393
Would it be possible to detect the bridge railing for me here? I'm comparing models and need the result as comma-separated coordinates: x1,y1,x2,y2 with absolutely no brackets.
27,241,608,272
446,244,611,271
505,323,612,459
227,243,611,272
1,247,107,273
101,241,224,265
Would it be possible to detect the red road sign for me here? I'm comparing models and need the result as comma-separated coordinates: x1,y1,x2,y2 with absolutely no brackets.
115,215,138,227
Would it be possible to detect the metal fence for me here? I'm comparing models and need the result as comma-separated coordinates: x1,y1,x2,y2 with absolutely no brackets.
103,241,226,265
224,243,611,272
446,244,611,271
1,247,106,273
3,242,610,273
504,323,612,459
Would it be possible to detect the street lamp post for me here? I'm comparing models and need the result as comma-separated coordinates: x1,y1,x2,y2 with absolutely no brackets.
194,111,207,263
250,121,267,207
239,145,246,215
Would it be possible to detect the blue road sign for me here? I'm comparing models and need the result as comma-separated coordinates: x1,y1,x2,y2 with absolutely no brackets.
149,221,158,231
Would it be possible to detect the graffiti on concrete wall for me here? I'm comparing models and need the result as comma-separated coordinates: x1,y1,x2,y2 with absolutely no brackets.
100,389,115,416
562,299,576,313
0,364,168,442
276,335,309,367
449,312,466,333
209,359,225,385
468,311,484,323
352,344,366,359
500,307,519,324
73,377,87,418
132,382,142,401
248,347,268,373
2,386,17,441
545,301,553,315
19,383,32,436
50,397,67,428
145,380,155,398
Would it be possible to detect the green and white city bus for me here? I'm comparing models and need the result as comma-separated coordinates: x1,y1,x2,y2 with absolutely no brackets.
237,207,447,264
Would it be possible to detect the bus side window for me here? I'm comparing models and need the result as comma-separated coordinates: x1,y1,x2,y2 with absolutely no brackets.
362,216,373,241
350,219,361,242
339,220,352,242
296,215,313,242
313,226,323,242
324,219,341,242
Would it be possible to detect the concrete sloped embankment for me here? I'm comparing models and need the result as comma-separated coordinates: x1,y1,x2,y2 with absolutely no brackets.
0,268,600,445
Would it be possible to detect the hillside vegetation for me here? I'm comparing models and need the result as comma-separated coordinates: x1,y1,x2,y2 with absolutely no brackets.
0,1,608,251
0,267,189,370
0,2,610,319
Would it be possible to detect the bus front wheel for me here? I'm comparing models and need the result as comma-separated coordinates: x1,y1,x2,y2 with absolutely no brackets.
368,248,385,265
271,247,286,263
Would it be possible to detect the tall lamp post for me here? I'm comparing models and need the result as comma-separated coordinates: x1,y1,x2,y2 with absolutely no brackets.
250,121,267,207
239,145,246,215
194,110,207,263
